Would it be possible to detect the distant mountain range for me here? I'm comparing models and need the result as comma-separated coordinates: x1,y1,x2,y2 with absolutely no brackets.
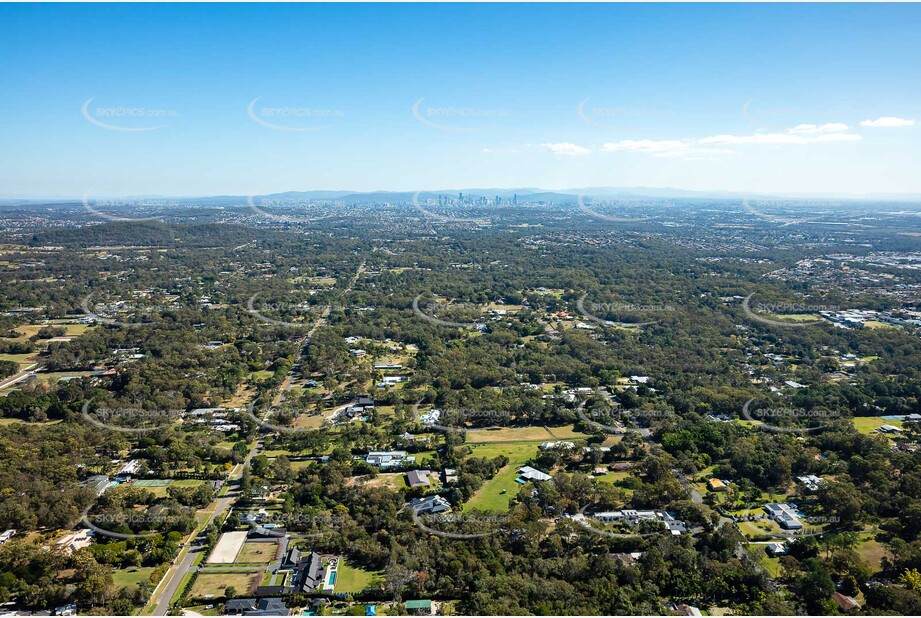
5,187,921,205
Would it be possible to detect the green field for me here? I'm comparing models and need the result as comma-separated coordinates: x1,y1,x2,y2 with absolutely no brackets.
0,352,35,369
857,537,890,570
464,441,539,512
112,566,156,590
853,417,904,435
334,563,384,594
130,478,207,498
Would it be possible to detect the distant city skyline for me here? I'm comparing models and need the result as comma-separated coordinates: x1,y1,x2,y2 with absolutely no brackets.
2,3,920,197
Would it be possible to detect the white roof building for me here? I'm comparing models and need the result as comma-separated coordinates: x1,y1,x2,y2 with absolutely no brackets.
518,466,552,482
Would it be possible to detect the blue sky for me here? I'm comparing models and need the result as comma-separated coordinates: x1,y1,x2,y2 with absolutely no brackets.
1,3,919,198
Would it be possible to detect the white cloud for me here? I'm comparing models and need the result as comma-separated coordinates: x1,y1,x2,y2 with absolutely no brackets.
538,142,591,156
860,116,916,128
788,123,849,134
602,140,733,161
602,139,689,154
814,133,862,142
701,128,862,145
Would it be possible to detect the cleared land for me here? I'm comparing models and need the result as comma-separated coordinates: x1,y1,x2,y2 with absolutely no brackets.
857,537,890,570
466,424,588,443
236,541,278,564
188,572,259,600
207,531,248,564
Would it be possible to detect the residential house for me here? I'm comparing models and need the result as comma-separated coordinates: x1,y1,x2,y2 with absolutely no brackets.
766,542,789,556
764,503,804,530
366,451,414,470
517,466,552,482
797,475,825,492
406,470,430,488
410,495,451,514
405,600,434,616
832,592,860,612
226,597,289,616
82,475,110,496
293,552,326,593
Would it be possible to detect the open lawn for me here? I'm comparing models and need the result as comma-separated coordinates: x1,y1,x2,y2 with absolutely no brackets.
334,563,384,594
857,538,890,571
595,471,632,485
188,572,260,600
757,554,782,578
293,414,327,429
112,566,155,590
130,479,208,498
348,472,407,490
464,441,539,512
853,416,904,435
236,541,278,564
0,352,36,368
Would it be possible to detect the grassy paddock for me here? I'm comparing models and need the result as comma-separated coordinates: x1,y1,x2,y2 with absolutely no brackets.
466,424,588,443
464,441,540,512
187,572,259,600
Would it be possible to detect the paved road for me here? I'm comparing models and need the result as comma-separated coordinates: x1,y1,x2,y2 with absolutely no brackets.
0,363,39,391
149,261,364,615
149,441,261,615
